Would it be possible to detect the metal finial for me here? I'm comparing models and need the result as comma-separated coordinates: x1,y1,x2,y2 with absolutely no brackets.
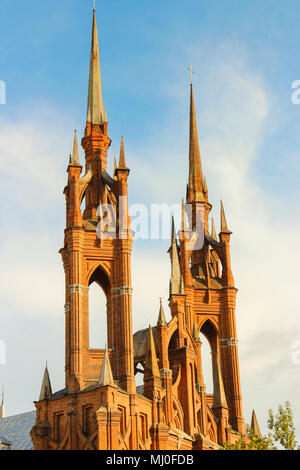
93,0,96,11
187,65,195,85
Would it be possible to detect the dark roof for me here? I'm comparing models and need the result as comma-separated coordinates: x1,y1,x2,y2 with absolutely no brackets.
0,434,11,446
0,411,35,450
50,387,68,400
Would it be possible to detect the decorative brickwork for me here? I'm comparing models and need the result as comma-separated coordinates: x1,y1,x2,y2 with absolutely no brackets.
31,7,246,451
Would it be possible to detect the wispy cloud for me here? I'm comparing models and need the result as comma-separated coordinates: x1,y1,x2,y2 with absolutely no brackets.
0,40,299,440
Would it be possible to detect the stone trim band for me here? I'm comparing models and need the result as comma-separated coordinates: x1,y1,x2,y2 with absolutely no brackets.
219,338,239,348
69,284,89,296
111,286,133,297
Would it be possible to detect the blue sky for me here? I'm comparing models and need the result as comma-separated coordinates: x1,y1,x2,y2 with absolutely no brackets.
1,0,300,195
0,0,300,443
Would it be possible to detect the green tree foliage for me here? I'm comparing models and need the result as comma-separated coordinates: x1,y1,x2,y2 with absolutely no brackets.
223,402,298,450
223,426,275,450
268,402,298,450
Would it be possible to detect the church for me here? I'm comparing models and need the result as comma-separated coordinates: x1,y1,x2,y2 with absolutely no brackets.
30,6,259,450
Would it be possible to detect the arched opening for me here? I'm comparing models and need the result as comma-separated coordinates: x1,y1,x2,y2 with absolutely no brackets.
89,282,107,348
168,330,179,352
200,320,218,395
199,333,213,394
134,361,145,390
88,266,110,349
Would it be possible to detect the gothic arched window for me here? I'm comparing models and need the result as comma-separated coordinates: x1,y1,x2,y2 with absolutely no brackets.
89,281,107,348
88,266,111,349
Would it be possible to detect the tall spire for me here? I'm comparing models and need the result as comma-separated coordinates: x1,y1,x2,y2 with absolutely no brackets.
0,387,5,420
188,84,205,203
212,355,228,409
99,349,115,387
251,410,262,439
86,7,105,126
145,326,160,377
71,130,80,165
220,201,231,234
39,364,52,401
157,298,167,327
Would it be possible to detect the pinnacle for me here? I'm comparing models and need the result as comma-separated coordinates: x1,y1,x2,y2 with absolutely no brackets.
211,218,217,241
39,364,52,401
70,130,80,165
119,136,126,168
251,410,262,439
220,200,231,234
99,349,115,387
157,299,167,327
145,326,160,377
192,321,200,342
212,355,228,409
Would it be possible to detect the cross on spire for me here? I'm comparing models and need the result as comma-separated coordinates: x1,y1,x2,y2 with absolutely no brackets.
187,65,195,85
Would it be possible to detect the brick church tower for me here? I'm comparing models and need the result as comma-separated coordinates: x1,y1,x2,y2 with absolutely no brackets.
31,6,247,450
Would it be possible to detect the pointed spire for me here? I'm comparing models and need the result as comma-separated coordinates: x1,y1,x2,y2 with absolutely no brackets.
251,410,262,439
188,84,205,203
192,321,200,342
86,8,104,125
119,136,126,168
39,364,52,401
211,218,217,241
70,130,80,165
0,387,5,421
145,326,160,377
212,354,228,409
170,220,182,296
157,298,167,327
220,201,231,234
99,348,115,387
